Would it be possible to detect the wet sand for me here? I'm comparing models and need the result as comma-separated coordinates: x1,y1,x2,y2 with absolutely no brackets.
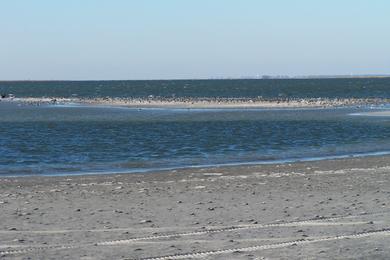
1,156,390,259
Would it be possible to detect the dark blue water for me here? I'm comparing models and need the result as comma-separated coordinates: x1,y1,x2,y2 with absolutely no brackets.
1,79,390,176
1,100,390,176
1,78,390,99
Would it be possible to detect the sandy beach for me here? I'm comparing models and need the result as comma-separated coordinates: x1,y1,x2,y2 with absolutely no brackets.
2,1,390,260
1,156,390,259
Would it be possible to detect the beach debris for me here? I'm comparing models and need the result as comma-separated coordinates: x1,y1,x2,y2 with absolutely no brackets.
193,185,206,189
203,173,223,176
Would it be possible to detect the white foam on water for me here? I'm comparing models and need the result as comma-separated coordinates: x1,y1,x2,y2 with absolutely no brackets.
350,111,390,117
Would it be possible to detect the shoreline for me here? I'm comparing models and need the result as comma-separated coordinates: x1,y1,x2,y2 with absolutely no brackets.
1,155,390,259
1,96,389,109
3,150,390,178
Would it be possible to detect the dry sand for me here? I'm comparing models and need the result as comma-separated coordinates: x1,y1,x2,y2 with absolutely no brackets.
1,156,390,259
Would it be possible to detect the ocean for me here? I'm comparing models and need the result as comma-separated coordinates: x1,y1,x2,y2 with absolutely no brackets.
1,78,390,99
1,78,390,176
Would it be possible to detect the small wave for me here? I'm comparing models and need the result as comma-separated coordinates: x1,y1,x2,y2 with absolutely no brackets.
3,150,390,178
350,111,390,117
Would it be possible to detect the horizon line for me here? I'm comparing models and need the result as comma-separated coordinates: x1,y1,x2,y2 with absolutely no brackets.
1,74,390,82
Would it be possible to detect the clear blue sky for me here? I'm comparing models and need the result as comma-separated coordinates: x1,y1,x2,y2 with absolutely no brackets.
1,0,389,80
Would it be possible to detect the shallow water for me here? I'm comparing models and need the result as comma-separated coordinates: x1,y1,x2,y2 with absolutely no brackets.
1,101,390,176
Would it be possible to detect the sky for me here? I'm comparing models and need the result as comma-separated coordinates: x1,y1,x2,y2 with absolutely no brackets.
1,0,389,80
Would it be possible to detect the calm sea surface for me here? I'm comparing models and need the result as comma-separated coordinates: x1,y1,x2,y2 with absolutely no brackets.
1,78,390,99
1,79,390,176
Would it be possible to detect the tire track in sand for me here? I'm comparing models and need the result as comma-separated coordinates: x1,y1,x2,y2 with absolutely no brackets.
0,210,388,256
137,228,390,260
